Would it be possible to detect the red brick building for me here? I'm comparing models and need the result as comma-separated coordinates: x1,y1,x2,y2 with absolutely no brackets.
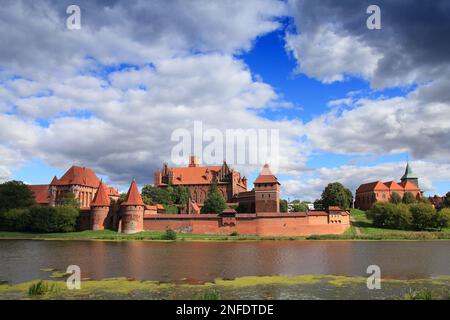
355,162,423,210
154,156,248,208
28,165,119,209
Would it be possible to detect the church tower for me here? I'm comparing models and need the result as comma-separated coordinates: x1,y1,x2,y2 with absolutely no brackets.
254,164,280,213
401,162,419,187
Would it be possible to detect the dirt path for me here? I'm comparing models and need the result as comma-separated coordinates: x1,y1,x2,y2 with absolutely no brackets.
350,216,362,236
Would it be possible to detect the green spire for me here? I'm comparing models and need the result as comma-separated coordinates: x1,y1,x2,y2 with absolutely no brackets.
401,162,418,180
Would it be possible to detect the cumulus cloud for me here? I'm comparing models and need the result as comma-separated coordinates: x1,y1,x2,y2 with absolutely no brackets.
286,0,450,89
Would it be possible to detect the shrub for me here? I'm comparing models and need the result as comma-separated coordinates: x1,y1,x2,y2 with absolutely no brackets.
404,288,433,300
27,205,79,233
196,289,221,300
162,228,177,240
434,208,450,230
0,208,31,231
410,203,436,230
390,192,402,204
164,205,179,214
28,280,59,296
366,203,412,230
402,192,417,204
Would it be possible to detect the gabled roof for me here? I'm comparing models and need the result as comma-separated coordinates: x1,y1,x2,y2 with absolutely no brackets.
170,166,222,185
254,164,280,184
91,181,110,207
356,181,389,193
399,180,421,191
384,181,403,190
107,187,119,196
50,166,101,188
28,185,50,204
121,179,144,206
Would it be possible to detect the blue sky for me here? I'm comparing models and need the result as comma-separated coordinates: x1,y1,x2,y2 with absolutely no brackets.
1,1,449,200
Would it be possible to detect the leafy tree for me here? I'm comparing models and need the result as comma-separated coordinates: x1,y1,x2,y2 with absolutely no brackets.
319,182,353,210
367,202,412,229
313,199,324,210
0,181,35,213
280,199,288,212
0,208,31,231
443,192,450,208
170,185,190,209
291,202,309,212
60,192,80,208
390,192,402,204
163,205,179,214
410,203,436,230
141,185,172,205
402,192,417,204
201,180,226,214
434,208,450,230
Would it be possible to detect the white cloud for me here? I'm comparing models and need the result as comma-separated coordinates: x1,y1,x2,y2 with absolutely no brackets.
282,160,450,201
285,24,382,83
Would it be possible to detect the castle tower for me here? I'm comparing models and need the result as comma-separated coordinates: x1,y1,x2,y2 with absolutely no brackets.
254,164,280,213
401,162,419,187
189,155,200,167
120,179,144,234
90,181,111,230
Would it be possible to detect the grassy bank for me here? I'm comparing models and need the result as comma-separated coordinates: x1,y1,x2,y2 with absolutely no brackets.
0,209,449,241
1,274,449,300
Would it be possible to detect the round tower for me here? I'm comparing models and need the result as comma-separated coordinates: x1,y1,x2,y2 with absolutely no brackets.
120,179,144,234
90,181,111,230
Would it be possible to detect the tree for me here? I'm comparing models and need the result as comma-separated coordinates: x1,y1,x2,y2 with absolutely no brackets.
434,208,450,231
280,199,288,213
201,181,226,214
0,181,35,213
367,202,412,229
410,203,436,230
291,202,309,212
170,185,190,209
141,185,172,205
313,199,324,210
320,182,352,210
390,192,402,204
60,192,80,208
443,192,450,208
402,192,417,204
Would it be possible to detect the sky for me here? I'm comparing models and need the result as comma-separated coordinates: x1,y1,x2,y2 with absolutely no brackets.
0,0,449,200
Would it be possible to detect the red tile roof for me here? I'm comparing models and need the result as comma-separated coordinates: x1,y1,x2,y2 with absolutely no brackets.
121,179,144,206
170,166,222,185
107,187,119,196
50,166,101,188
384,181,403,190
254,164,280,184
399,180,421,191
356,181,389,193
91,181,110,207
28,185,50,204
328,206,342,211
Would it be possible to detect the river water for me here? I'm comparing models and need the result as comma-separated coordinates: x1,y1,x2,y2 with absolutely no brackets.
0,240,449,284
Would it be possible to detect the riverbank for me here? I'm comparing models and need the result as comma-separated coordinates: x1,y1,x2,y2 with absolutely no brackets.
0,209,449,241
1,274,449,300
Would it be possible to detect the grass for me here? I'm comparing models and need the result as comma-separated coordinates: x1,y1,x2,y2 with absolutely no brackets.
28,280,61,296
1,275,449,300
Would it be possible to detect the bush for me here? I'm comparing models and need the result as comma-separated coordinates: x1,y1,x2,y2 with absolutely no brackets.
434,208,450,230
390,192,402,204
367,203,411,229
0,180,35,214
163,204,179,214
162,228,177,240
28,280,60,296
410,203,436,230
402,192,417,204
0,208,31,231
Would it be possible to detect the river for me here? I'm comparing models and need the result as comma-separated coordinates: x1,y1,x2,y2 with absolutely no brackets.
1,240,449,284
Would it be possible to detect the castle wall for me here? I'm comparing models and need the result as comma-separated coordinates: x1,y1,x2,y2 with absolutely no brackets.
142,212,350,237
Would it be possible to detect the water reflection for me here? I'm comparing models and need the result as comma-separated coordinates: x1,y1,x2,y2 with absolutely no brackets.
0,240,449,284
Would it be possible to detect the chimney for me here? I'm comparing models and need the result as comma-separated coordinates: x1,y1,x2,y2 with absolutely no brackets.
189,155,200,167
